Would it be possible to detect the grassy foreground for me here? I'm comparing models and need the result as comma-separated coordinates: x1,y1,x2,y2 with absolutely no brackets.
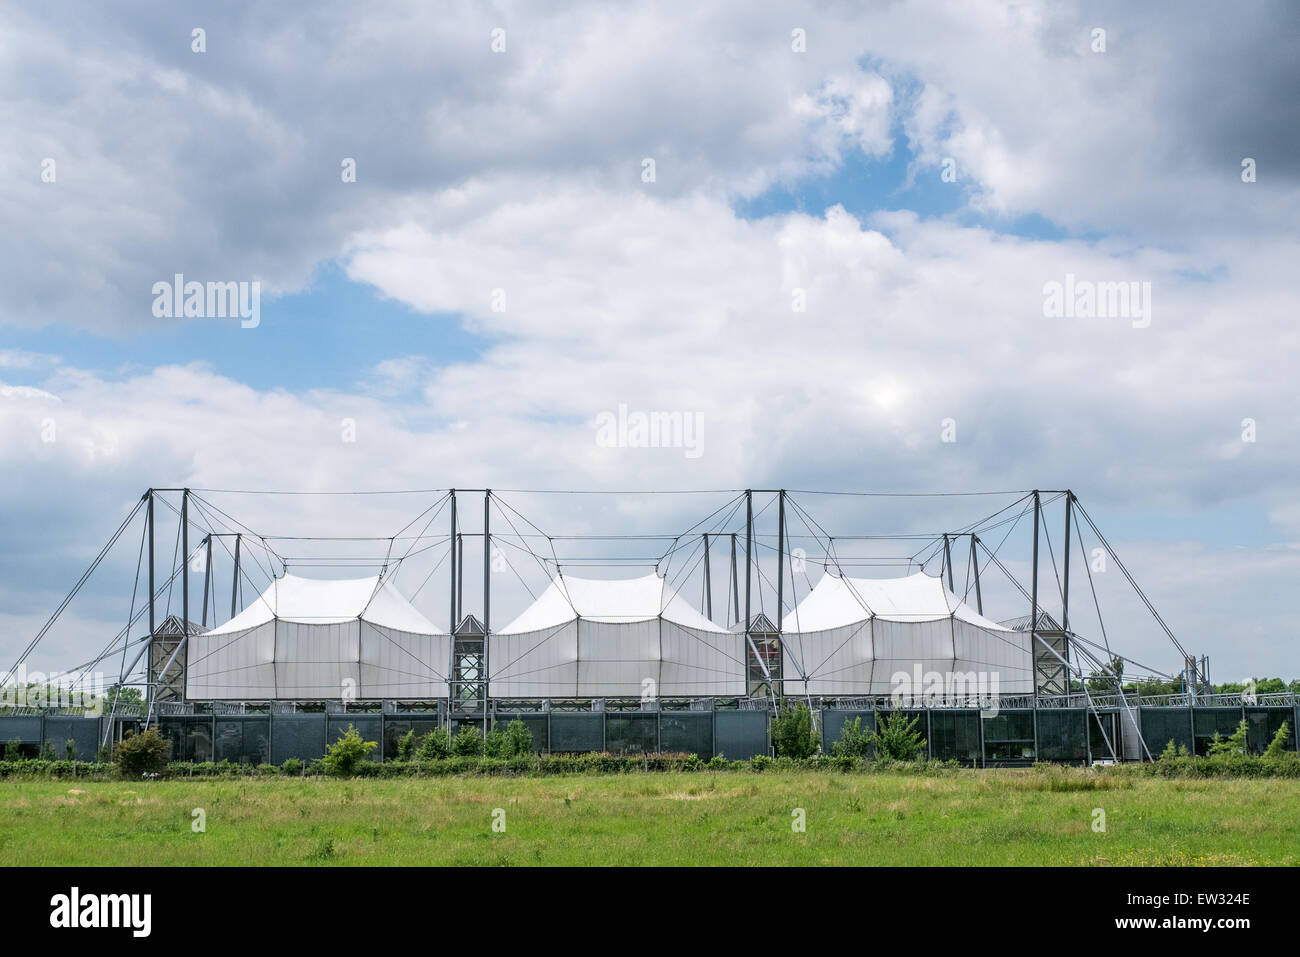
2,768,1299,866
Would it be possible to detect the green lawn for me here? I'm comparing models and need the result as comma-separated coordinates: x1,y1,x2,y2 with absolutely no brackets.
2,769,1298,866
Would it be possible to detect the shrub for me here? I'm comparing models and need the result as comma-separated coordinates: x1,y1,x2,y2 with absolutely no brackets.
114,728,170,777
1265,721,1292,759
3,738,21,761
281,757,303,775
1208,720,1249,758
451,725,484,757
868,711,926,761
396,729,416,762
707,754,729,770
831,717,872,759
320,724,378,777
771,703,819,758
417,728,451,761
482,726,509,758
750,754,773,772
683,754,704,771
503,718,533,758
65,739,77,761
40,740,56,761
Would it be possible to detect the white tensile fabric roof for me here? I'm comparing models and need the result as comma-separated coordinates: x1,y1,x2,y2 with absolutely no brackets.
780,570,1011,632
498,572,726,634
490,572,741,697
205,573,444,635
187,574,449,700
778,570,1033,696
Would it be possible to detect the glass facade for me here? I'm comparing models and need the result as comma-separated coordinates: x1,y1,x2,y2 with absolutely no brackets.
981,711,1035,764
1036,709,1088,762
549,713,604,752
929,711,981,764
658,712,713,757
213,716,271,765
1193,708,1243,756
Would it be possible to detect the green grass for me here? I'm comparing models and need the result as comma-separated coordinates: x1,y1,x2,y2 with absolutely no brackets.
3,768,1299,866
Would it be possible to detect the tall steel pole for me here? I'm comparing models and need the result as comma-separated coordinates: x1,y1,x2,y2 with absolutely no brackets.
449,490,457,632
776,491,785,629
970,534,983,615
744,491,752,635
483,490,491,735
1030,490,1040,703
702,534,712,620
943,533,954,591
200,535,212,628
1062,492,1073,636
182,488,189,638
147,489,155,639
730,534,739,625
230,533,241,620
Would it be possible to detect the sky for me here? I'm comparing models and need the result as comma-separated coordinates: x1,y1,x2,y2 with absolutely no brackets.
2,0,1299,685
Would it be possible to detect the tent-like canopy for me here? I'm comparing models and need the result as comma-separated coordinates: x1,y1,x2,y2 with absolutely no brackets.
779,571,1033,697
489,573,745,697
186,574,450,700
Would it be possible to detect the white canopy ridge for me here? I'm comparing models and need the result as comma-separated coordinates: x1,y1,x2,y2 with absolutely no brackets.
186,573,450,700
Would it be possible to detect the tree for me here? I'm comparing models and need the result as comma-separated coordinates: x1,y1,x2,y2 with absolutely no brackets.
771,703,819,758
114,728,170,776
868,711,926,761
830,717,872,759
320,724,377,776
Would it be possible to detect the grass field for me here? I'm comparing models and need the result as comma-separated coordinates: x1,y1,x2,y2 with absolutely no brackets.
3,768,1299,866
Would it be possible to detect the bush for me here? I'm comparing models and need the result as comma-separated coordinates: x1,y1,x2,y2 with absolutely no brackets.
750,754,773,772
417,728,451,761
707,754,729,770
1265,721,1292,759
830,717,872,759
503,718,533,758
65,739,77,761
281,757,303,775
771,703,819,758
1208,719,1249,758
451,725,484,757
4,738,22,761
114,728,170,777
320,724,378,777
868,711,926,761
396,729,416,762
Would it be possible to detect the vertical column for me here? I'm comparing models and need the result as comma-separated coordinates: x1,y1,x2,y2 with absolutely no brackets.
147,489,156,639
230,533,241,620
448,490,457,633
483,490,491,734
201,536,212,628
943,533,954,591
775,490,785,698
970,534,983,615
702,534,712,621
730,534,739,625
1030,490,1040,704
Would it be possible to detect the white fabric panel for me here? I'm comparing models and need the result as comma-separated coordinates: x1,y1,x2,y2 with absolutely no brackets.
488,623,578,698
273,620,360,700
205,573,445,635
185,622,276,699
952,619,1034,694
799,622,875,696
360,623,450,698
871,618,954,696
660,623,746,696
498,573,731,634
575,619,660,697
